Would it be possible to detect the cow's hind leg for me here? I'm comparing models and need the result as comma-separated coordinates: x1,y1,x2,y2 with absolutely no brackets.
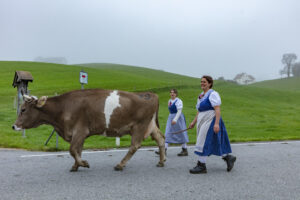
151,127,166,167
69,130,90,172
114,125,146,171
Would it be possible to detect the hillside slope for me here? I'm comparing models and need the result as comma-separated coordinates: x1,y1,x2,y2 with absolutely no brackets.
251,77,300,92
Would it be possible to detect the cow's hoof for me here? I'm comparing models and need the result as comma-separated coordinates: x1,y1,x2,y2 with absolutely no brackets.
70,166,78,172
82,160,90,168
156,162,164,167
114,164,123,171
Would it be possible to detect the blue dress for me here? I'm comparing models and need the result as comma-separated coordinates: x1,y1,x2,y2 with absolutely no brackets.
165,98,189,144
194,90,232,156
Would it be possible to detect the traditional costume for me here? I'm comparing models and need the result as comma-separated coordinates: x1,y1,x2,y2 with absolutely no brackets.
165,97,189,145
194,89,232,156
190,89,236,174
156,97,189,156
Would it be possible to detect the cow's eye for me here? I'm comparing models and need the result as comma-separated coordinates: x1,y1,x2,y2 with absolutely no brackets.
21,108,26,113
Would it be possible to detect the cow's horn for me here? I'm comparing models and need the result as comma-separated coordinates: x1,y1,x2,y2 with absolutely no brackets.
23,94,32,101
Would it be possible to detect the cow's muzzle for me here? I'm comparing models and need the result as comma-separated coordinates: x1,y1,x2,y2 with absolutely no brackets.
12,125,22,131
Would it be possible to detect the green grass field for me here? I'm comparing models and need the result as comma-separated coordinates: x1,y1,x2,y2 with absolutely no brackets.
251,76,300,92
1,61,300,151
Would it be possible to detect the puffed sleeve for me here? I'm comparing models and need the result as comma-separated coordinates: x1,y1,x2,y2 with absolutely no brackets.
209,91,221,107
195,94,201,110
175,98,183,110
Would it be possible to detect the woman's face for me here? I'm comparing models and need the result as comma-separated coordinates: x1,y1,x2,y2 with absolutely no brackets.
170,90,177,99
201,78,211,91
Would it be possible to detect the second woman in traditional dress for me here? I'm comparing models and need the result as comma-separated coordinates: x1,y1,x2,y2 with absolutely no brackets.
156,89,189,156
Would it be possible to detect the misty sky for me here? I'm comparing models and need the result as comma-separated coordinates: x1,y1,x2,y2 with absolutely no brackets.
1,0,300,81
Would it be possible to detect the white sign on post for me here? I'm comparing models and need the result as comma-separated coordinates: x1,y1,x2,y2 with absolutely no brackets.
80,71,88,84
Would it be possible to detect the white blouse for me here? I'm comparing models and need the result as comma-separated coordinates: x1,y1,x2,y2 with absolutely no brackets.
169,97,183,110
169,97,183,122
196,89,222,109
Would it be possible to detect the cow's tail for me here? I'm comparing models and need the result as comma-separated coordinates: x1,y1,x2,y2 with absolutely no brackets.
155,100,160,129
155,97,166,139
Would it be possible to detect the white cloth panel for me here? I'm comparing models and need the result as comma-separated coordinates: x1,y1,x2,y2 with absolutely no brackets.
195,110,215,153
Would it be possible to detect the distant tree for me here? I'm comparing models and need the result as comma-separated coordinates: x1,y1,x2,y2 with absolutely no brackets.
217,76,225,81
281,53,297,78
279,68,286,78
292,62,300,77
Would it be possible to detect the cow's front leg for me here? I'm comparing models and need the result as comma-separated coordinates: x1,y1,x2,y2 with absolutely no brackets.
114,143,141,171
70,143,89,172
69,130,89,172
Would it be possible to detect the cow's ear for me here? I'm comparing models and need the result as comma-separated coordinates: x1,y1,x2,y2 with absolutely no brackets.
36,96,47,108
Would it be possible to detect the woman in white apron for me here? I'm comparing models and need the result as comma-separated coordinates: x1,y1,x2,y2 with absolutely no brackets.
156,89,189,156
189,76,236,174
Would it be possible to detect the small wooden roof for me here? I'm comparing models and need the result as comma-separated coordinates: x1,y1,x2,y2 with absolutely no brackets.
12,71,33,87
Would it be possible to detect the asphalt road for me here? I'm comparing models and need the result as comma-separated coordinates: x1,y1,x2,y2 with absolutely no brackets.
1,141,300,200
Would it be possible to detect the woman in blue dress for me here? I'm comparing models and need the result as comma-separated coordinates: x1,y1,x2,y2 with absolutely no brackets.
189,76,236,174
156,89,189,156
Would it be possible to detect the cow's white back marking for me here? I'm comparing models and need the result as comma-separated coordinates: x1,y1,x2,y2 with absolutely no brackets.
104,90,121,128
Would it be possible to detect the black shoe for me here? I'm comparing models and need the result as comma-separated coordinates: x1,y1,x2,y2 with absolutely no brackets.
189,161,207,174
222,155,236,172
155,148,167,156
177,148,188,156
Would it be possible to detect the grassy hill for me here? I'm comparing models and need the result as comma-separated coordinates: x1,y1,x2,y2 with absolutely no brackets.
1,61,300,151
251,77,300,92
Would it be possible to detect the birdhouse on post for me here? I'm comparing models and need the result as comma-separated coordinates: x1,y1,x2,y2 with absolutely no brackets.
12,71,33,137
12,71,34,114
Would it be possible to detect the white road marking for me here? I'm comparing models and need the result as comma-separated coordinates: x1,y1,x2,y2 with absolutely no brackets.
104,90,121,128
19,140,300,158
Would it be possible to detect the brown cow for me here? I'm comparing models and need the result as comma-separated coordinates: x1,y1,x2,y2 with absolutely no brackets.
12,89,166,171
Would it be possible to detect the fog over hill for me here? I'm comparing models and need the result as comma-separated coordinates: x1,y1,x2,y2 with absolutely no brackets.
1,0,300,81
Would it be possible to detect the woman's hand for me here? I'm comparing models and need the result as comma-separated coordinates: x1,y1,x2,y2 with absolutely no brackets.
189,122,195,129
189,113,199,129
213,124,220,133
171,120,177,125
